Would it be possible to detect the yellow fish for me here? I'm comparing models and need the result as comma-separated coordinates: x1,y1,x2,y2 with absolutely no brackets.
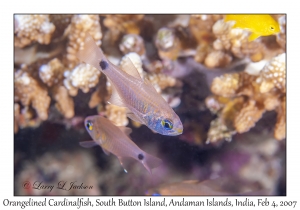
77,34,183,136
224,14,280,41
80,115,162,174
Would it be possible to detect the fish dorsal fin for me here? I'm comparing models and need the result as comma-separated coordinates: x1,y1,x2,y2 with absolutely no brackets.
121,56,142,80
143,77,159,93
107,80,126,107
102,148,110,156
118,126,132,136
127,112,144,124
248,32,260,41
79,141,98,148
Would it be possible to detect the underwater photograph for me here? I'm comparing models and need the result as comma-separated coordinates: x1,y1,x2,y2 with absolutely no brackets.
14,14,286,196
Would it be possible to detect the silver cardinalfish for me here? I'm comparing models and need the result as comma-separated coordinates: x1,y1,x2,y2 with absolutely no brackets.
77,34,183,136
80,115,162,174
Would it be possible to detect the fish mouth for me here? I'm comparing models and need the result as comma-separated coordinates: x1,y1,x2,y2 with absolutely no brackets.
169,128,183,136
176,128,183,134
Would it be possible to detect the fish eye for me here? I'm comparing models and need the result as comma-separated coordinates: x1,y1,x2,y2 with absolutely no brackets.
161,119,173,130
270,25,275,31
86,121,93,131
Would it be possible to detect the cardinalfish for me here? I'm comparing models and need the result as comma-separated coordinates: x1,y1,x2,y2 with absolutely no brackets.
80,115,162,174
77,34,183,136
224,14,280,41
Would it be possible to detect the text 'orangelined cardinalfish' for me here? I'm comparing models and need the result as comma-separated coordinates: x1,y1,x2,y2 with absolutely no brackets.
80,115,162,174
76,34,183,136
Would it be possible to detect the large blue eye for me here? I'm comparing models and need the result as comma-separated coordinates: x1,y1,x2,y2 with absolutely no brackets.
86,121,93,130
161,119,173,130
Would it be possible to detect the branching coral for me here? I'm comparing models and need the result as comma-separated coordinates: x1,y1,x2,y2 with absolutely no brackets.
105,104,129,127
155,27,181,60
257,53,286,93
49,14,72,41
15,67,51,121
119,34,146,56
104,15,144,34
39,58,65,87
66,15,102,69
212,19,265,63
206,117,236,144
206,53,286,142
63,64,101,96
189,15,232,67
204,50,232,68
14,15,55,48
194,18,257,68
53,86,75,119
189,15,223,45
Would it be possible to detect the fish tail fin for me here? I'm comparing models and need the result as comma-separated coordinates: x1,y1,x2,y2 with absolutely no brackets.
76,33,105,70
142,153,162,174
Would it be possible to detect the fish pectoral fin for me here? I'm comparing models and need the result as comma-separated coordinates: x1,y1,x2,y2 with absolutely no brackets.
126,112,144,124
120,56,142,80
117,156,129,173
248,33,260,41
117,126,132,136
102,148,110,156
107,81,126,107
79,140,98,148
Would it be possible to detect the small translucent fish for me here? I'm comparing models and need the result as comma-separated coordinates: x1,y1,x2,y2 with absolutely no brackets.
77,34,183,136
145,177,271,196
80,115,162,174
224,14,280,41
